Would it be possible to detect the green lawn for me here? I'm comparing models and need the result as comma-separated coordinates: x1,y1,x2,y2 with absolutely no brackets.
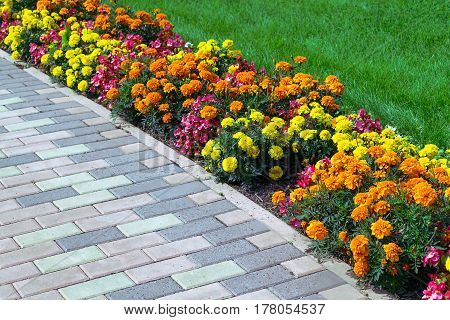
123,0,449,147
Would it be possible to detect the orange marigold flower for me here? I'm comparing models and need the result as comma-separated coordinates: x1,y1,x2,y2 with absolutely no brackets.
145,92,162,105
128,68,141,79
308,91,320,100
131,84,147,98
275,61,292,71
162,113,172,123
399,158,426,178
294,56,307,63
338,231,349,243
344,174,362,190
182,99,194,108
116,7,126,15
351,205,369,222
373,200,391,215
149,58,167,73
289,187,307,202
383,243,402,262
236,71,255,85
94,14,110,30
375,181,398,198
367,146,385,158
214,80,229,93
200,105,218,120
306,220,328,240
375,151,401,169
230,100,244,113
320,95,335,108
354,259,370,277
354,192,373,206
135,11,153,23
158,103,169,112
350,235,369,259
59,8,69,15
163,83,177,93
105,88,119,101
433,167,450,185
371,218,393,240
272,191,286,205
83,0,100,12
146,78,160,91
412,182,437,207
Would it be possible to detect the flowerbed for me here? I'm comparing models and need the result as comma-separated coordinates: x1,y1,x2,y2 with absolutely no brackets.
1,0,448,299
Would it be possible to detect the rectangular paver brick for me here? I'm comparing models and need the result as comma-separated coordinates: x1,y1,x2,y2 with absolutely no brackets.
126,256,196,284
14,223,82,248
270,270,346,299
110,178,169,198
53,159,109,176
20,130,73,144
0,183,40,201
188,239,258,266
172,261,246,289
24,290,64,300
17,156,73,173
0,219,41,240
36,120,86,133
69,147,123,163
107,277,182,300
14,266,88,298
68,123,116,136
0,241,62,268
0,284,20,299
16,186,78,207
150,181,209,201
86,136,137,151
0,153,40,169
59,272,134,300
163,172,197,185
0,238,19,254
215,210,253,226
36,206,101,228
134,197,196,219
98,232,166,257
0,166,22,178
144,236,212,261
158,283,232,300
56,227,125,252
126,164,183,183
76,210,140,232
105,150,157,166
141,156,172,169
118,214,182,237
203,220,269,245
0,262,41,286
5,118,54,132
0,129,38,142
36,172,94,191
53,133,105,148
3,141,55,157
159,217,224,242
36,144,90,160
222,265,295,296
89,162,147,179
119,143,148,154
73,175,132,194
80,250,151,279
53,190,116,211
230,289,280,300
0,199,20,213
34,246,106,274
100,129,128,139
94,194,155,214
319,284,366,300
175,200,237,222
0,203,58,224
188,190,224,205
1,169,57,188
246,231,288,250
281,256,325,277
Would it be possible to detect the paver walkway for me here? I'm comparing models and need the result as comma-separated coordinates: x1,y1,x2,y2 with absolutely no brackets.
0,57,365,300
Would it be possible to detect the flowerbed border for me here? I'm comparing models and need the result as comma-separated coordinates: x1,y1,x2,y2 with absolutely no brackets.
0,48,392,300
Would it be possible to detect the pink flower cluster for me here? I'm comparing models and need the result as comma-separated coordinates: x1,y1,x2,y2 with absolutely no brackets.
353,109,382,133
422,247,449,300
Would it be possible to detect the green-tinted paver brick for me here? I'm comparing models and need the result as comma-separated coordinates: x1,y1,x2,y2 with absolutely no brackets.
0,106,8,112
13,223,82,248
34,246,106,273
0,151,5,158
0,166,22,178
59,272,134,300
73,175,132,194
5,118,54,132
54,190,116,211
36,172,95,191
118,214,183,237
172,261,246,289
0,97,23,105
36,144,90,160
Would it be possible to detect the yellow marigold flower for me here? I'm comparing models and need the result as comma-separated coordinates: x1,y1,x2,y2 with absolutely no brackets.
201,140,214,157
210,149,221,160
353,146,368,159
371,218,393,240
40,54,49,64
319,130,331,141
306,220,328,240
222,157,238,173
268,166,283,181
77,80,88,92
292,142,300,153
52,66,63,77
299,129,317,141
334,118,352,132
445,256,450,272
272,191,286,205
81,66,93,76
419,144,439,158
249,146,260,158
249,110,264,123
238,135,253,151
222,39,234,49
269,145,284,160
221,117,234,128
11,50,20,60
337,139,351,152
383,243,402,262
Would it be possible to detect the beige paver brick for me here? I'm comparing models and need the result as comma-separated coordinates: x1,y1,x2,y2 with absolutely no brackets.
0,203,58,225
36,206,101,228
163,172,197,185
94,194,155,214
0,199,20,213
81,250,151,279
98,232,166,256
144,236,212,261
119,143,147,154
14,266,88,297
18,157,73,173
158,283,232,300
187,190,224,205
75,210,140,232
0,284,20,299
281,256,325,277
0,262,41,286
1,170,58,188
141,156,172,169
53,160,110,176
0,183,39,201
320,284,367,300
215,210,253,226
0,241,62,269
83,117,109,125
24,290,63,300
100,129,128,139
246,231,287,250
20,131,73,145
3,141,55,157
0,219,41,240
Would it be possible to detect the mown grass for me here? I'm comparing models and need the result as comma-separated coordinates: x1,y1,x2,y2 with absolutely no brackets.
122,0,449,147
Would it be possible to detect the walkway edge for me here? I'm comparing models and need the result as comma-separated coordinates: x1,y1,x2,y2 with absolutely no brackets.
1,49,391,300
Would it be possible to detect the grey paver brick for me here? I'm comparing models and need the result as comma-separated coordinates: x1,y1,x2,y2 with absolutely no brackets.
89,162,147,179
0,128,38,142
14,266,88,297
0,184,40,202
0,284,20,299
270,270,346,299
94,193,155,214
36,120,86,134
144,236,212,261
222,265,294,296
105,150,158,166
16,187,78,207
119,143,149,154
52,112,98,123
0,241,62,269
24,290,64,300
107,277,182,300
80,250,151,279
0,169,57,188
0,262,41,286
3,141,55,157
86,136,137,151
203,220,269,245
53,133,105,148
188,239,257,266
0,152,40,168
19,130,73,144
230,289,279,300
158,283,232,300
126,164,184,183
110,178,169,198
56,227,126,252
98,232,166,257
36,206,101,228
175,200,237,222
0,238,19,254
75,210,140,232
69,147,124,163
36,101,84,112
150,181,209,201
159,217,224,242
68,123,116,136
21,109,68,121
234,244,305,272
0,199,20,213
134,197,196,219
